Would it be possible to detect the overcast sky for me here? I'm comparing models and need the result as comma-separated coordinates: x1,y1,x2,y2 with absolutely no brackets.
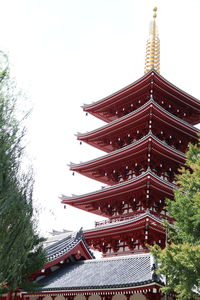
0,0,200,235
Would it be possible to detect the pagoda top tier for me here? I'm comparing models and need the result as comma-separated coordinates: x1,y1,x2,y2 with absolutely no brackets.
82,70,200,125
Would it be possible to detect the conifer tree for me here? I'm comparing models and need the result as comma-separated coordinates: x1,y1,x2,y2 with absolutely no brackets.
0,53,46,293
151,140,200,299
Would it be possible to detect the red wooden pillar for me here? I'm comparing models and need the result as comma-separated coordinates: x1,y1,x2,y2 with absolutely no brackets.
104,296,112,300
6,291,12,300
144,291,161,300
101,295,112,300
100,295,110,300
65,296,74,300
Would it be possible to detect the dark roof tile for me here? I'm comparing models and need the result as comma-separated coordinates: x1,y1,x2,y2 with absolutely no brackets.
45,229,94,262
38,254,163,291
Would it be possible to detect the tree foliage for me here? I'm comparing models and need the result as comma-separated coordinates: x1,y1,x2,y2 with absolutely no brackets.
0,57,46,291
151,140,200,299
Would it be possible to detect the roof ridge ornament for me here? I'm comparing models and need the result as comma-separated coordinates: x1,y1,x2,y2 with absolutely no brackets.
144,7,160,74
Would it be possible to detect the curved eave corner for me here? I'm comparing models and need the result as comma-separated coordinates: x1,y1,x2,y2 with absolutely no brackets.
81,70,153,111
153,71,200,108
31,230,94,280
44,240,94,271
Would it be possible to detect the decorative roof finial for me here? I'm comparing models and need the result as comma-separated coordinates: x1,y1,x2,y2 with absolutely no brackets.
153,6,157,18
144,7,160,74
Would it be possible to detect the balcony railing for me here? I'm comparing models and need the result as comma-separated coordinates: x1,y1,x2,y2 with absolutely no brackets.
95,214,137,227
95,211,172,227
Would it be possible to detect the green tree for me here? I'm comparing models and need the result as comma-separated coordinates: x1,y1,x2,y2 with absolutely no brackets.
151,140,200,299
0,54,46,294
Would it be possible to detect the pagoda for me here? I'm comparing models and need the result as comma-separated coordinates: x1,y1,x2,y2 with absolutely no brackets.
23,8,200,300
61,8,199,258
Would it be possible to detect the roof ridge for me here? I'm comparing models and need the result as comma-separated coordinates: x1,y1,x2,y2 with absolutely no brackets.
69,252,152,264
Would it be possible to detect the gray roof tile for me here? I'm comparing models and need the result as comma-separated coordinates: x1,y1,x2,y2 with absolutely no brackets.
38,254,163,290
45,229,94,262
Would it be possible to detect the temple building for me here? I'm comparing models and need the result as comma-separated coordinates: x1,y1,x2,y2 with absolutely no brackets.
22,7,199,300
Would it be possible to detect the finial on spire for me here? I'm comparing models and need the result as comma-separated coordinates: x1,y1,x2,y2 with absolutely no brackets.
153,7,157,18
144,7,160,74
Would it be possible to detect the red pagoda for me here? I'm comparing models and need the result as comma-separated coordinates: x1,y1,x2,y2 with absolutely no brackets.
23,7,199,300
61,8,199,258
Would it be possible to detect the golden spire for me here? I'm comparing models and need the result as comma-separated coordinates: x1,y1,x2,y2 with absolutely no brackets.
144,7,160,74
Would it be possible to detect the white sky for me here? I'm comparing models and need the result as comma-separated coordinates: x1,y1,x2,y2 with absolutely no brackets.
0,0,200,235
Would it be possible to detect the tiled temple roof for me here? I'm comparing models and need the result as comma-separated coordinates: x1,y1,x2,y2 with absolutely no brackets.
45,229,94,263
37,253,163,291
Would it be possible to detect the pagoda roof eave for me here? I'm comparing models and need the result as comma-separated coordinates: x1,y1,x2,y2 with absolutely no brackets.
78,99,153,138
153,71,200,112
82,70,152,110
78,99,199,141
82,70,200,115
61,170,175,206
84,211,164,234
70,132,185,172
